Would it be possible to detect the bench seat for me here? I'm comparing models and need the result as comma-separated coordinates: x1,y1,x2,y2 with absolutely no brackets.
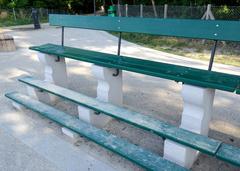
19,76,221,155
216,143,240,167
30,43,240,94
5,92,187,171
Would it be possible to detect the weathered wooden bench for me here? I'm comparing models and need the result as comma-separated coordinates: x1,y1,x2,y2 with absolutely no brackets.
5,14,240,170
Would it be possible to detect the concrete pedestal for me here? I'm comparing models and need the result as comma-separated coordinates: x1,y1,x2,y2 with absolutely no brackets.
27,53,68,104
27,53,73,138
164,84,215,168
78,65,123,128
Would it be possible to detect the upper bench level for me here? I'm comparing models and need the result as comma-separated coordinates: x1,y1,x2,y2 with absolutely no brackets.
49,14,240,42
30,43,240,94
34,14,240,94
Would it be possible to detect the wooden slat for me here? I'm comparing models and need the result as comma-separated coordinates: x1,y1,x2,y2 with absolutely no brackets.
29,44,240,93
5,92,187,171
216,143,240,167
49,14,240,42
19,76,222,155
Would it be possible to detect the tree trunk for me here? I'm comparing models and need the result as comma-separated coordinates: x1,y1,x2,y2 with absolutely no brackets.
151,0,158,17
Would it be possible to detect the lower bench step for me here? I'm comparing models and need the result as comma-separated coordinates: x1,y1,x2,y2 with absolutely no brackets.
18,76,221,155
5,92,187,171
216,143,240,167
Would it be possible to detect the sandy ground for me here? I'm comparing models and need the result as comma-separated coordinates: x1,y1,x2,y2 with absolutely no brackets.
0,24,240,171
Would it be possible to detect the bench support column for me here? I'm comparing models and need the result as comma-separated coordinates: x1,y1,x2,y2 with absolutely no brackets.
27,53,68,104
164,84,215,168
78,65,123,128
26,53,76,138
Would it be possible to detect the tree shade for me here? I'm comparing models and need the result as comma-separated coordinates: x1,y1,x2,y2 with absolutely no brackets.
1,0,240,14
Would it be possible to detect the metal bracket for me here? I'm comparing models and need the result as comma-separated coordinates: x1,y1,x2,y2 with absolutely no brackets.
94,111,101,115
112,69,120,77
112,32,122,77
208,40,218,71
37,89,44,93
55,56,60,62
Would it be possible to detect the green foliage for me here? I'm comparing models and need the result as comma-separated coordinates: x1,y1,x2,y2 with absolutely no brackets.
7,0,15,8
1,0,240,11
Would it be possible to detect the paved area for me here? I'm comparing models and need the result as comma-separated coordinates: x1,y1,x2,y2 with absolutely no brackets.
0,24,240,171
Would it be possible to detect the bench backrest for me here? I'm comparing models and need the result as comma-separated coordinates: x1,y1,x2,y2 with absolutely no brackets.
49,14,240,42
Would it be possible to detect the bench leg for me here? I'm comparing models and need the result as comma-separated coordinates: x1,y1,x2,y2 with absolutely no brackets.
27,53,76,138
78,65,123,128
164,84,215,168
27,52,68,104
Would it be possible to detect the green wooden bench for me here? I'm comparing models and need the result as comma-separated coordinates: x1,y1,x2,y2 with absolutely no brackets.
17,76,240,167
18,76,222,155
5,14,240,169
5,92,187,171
30,43,240,93
30,14,240,94
6,76,240,167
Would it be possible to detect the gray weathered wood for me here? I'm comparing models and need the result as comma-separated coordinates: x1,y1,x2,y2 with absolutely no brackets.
5,91,188,171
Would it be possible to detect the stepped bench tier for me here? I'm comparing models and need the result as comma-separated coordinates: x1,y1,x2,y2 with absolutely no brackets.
216,144,240,167
19,76,221,155
5,92,187,171
49,15,240,42
18,77,240,167
30,44,240,94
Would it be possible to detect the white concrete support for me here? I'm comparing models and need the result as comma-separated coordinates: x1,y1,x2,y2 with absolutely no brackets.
78,65,123,128
27,52,73,138
61,127,79,139
164,84,215,169
27,52,68,104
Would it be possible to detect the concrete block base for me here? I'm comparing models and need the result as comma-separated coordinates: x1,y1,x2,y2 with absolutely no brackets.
164,84,215,168
62,127,79,139
77,65,123,128
164,140,198,168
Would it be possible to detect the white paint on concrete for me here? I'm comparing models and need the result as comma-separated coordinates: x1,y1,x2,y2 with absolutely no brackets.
61,127,79,139
164,85,215,168
78,65,123,128
28,52,68,104
30,52,75,138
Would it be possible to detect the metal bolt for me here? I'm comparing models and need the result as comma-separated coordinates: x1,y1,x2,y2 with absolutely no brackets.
216,24,219,27
214,33,218,36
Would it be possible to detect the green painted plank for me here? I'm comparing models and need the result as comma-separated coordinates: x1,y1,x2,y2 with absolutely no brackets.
19,76,222,155
49,14,240,42
216,143,240,167
237,89,240,94
5,92,187,171
30,44,240,93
